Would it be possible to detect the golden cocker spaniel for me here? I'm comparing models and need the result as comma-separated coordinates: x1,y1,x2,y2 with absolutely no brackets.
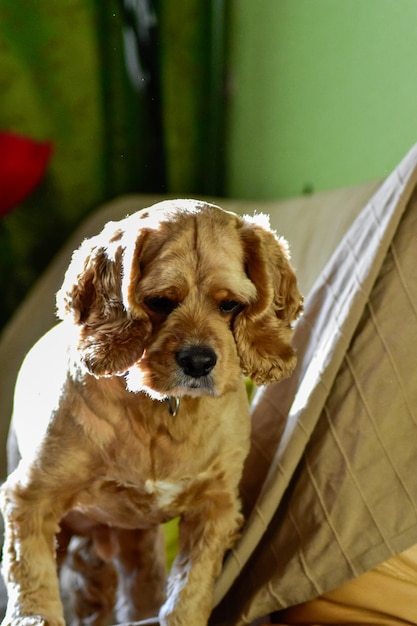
1,199,302,626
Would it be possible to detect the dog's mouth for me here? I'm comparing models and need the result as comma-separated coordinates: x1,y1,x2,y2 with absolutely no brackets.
125,345,219,399
125,371,217,401
172,372,216,396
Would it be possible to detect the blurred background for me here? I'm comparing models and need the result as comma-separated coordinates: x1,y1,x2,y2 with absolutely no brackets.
1,0,416,331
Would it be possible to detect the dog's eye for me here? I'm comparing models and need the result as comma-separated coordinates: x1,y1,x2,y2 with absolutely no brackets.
145,297,178,315
218,300,243,314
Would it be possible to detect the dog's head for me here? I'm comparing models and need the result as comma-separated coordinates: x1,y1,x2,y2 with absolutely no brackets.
57,200,303,398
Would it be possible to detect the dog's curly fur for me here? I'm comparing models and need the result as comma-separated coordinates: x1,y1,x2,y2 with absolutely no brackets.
1,200,302,626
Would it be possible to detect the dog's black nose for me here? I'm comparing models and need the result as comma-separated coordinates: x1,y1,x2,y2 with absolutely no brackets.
176,345,217,378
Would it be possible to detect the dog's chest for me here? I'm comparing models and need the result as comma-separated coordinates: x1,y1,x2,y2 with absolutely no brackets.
72,394,242,528
143,478,185,507
75,469,208,528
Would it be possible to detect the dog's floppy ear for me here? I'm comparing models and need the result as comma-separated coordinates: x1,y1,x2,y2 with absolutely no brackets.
234,216,303,385
56,221,152,377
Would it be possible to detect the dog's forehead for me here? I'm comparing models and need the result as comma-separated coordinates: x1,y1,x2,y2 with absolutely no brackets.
138,198,228,219
139,201,243,260
135,201,251,294
136,199,237,230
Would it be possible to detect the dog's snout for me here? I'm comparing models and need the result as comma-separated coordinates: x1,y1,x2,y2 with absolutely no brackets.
176,346,217,378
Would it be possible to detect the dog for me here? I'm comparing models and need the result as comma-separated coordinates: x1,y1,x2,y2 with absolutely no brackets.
1,199,302,626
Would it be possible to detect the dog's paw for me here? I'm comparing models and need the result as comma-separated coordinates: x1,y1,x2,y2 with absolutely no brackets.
159,603,208,626
2,616,64,626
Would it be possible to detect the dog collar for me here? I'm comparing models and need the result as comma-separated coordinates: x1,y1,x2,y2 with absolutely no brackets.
166,396,180,417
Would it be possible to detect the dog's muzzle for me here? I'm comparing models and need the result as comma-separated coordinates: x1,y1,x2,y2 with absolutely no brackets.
175,345,217,379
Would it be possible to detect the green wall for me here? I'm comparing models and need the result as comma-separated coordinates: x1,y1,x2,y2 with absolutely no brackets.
226,0,417,199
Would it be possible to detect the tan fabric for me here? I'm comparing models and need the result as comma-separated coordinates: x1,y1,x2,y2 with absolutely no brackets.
275,543,417,625
211,144,417,625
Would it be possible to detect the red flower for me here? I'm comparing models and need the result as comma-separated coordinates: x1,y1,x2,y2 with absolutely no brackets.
0,132,54,217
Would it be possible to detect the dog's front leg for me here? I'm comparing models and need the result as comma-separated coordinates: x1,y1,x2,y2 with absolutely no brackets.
159,498,243,626
1,470,67,626
113,526,167,622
